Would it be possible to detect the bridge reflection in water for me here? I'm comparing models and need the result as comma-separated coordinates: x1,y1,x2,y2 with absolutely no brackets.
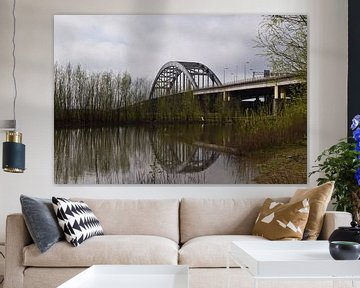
54,124,265,184
150,126,220,174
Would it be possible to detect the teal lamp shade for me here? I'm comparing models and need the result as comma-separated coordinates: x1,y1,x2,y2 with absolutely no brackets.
2,131,25,173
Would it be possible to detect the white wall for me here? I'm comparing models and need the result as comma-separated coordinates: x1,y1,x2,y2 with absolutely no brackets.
0,0,348,242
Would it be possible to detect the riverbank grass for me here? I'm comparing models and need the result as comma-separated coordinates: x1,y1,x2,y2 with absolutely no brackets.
253,141,307,184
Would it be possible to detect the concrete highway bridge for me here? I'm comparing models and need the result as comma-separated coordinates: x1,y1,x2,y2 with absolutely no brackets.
149,61,305,112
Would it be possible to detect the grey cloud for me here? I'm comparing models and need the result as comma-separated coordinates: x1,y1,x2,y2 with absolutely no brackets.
54,15,269,83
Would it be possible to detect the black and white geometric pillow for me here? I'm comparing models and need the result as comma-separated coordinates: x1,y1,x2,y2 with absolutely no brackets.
52,197,104,247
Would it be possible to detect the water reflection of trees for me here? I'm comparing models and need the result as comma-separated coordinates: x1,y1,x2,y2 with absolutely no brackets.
54,124,305,184
55,127,152,184
55,125,222,184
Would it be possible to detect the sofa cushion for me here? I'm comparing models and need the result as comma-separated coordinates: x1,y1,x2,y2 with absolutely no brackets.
52,197,104,247
290,181,334,240
72,198,179,243
180,198,289,243
23,235,178,267
20,195,64,253
179,235,267,268
24,268,86,288
252,198,310,240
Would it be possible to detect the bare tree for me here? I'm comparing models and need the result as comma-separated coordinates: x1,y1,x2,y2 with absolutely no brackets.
255,15,307,79
120,72,132,121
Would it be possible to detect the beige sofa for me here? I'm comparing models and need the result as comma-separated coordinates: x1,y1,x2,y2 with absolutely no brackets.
4,198,352,288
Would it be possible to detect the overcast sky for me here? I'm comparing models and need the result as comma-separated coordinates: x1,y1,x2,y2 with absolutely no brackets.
54,15,269,83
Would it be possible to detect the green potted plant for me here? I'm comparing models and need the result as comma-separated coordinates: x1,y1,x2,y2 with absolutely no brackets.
310,115,360,222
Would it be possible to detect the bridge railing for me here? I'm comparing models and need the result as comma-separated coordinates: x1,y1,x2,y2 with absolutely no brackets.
219,73,299,87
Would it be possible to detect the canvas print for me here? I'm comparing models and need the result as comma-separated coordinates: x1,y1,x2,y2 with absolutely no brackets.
54,15,307,184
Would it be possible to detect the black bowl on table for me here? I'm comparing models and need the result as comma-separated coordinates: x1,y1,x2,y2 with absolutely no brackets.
329,241,360,260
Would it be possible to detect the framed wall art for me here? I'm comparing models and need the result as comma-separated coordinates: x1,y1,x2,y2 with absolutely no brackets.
54,14,307,184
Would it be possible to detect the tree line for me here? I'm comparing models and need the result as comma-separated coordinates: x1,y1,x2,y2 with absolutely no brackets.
54,63,152,127
55,63,216,127
54,63,306,128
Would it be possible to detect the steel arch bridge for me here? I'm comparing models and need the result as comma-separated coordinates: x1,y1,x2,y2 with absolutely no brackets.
149,61,222,99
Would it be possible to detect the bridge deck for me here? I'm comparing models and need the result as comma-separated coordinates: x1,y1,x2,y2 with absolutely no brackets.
193,75,304,95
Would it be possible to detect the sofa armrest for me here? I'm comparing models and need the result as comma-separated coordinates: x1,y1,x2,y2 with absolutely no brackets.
318,211,352,240
4,213,33,288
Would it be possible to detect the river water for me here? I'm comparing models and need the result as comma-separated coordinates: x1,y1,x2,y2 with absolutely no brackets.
55,124,271,184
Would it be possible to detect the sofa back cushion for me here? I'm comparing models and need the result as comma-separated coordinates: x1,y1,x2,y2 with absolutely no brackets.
72,198,179,243
180,198,289,243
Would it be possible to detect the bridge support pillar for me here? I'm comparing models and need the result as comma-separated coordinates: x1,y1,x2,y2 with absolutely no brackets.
222,91,230,102
272,84,279,115
272,85,286,115
280,88,286,99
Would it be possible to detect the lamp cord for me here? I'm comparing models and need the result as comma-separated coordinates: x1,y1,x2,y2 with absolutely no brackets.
11,0,17,125
0,251,3,284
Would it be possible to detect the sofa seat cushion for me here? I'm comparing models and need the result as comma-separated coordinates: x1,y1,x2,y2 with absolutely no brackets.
180,198,289,243
179,235,267,268
23,235,178,267
72,198,180,243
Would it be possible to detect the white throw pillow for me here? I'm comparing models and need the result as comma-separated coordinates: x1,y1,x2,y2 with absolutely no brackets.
52,197,103,246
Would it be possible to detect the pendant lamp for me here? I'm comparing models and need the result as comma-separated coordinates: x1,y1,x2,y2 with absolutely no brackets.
1,0,26,173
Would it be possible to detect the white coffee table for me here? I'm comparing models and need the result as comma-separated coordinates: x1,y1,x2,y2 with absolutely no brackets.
57,265,189,288
228,241,360,288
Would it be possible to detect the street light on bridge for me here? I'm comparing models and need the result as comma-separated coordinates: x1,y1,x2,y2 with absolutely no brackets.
244,61,250,80
223,67,229,84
